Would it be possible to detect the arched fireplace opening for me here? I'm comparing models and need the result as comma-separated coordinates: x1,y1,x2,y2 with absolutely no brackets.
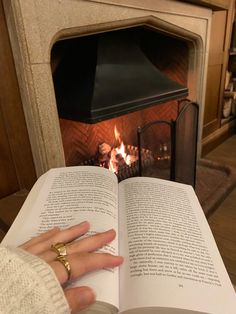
51,25,198,186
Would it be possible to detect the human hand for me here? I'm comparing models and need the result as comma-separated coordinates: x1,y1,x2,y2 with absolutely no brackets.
19,221,123,313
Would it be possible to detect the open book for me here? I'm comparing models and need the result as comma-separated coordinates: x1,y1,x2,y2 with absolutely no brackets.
2,166,236,314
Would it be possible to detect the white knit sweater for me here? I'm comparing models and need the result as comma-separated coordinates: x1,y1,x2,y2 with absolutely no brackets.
0,246,70,314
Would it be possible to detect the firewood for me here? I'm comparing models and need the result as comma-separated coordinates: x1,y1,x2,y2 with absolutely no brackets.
99,143,111,155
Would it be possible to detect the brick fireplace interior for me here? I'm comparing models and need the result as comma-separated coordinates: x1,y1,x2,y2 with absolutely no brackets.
51,25,200,187
51,26,190,172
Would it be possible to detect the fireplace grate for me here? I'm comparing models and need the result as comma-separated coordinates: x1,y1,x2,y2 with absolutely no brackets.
79,145,154,182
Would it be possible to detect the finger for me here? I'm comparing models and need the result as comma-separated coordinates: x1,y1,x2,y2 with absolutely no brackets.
40,228,116,262
51,252,124,284
68,228,116,253
64,286,95,313
23,221,90,255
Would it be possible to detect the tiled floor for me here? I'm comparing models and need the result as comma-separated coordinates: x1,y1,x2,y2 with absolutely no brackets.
205,134,236,285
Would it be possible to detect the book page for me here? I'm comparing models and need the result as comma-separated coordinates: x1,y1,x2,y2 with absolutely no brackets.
118,177,236,314
2,166,119,310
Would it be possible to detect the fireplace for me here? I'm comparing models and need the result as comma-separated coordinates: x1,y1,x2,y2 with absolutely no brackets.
51,26,199,186
3,0,212,178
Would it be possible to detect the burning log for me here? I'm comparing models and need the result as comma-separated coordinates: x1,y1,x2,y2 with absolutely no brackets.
78,126,155,181
79,143,154,181
99,143,111,155
98,143,111,168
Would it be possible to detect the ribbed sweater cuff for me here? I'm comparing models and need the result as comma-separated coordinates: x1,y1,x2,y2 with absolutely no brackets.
0,246,70,314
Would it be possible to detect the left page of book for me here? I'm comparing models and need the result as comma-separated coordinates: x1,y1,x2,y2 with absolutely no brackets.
2,166,119,312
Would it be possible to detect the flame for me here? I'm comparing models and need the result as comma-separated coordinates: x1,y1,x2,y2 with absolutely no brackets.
108,126,132,173
109,148,118,173
114,125,121,142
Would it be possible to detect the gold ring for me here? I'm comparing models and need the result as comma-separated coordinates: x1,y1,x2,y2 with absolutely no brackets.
57,255,71,280
51,242,67,257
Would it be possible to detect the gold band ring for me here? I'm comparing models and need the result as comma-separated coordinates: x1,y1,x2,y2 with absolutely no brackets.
51,242,67,257
57,255,71,280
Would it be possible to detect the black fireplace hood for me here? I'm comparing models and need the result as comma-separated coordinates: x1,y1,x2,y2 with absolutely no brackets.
53,30,188,123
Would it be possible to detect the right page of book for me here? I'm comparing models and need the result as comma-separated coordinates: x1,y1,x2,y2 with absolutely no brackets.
118,176,236,314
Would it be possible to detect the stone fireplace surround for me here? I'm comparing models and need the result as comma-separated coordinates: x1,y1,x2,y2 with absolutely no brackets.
3,0,212,177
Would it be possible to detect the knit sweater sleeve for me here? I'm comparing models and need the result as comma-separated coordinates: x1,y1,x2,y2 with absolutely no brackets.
0,245,70,314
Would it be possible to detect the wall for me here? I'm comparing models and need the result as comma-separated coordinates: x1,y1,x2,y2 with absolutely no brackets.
0,0,36,198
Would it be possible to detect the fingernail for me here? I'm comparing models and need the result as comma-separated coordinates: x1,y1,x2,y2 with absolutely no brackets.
78,289,95,306
79,221,89,227
116,255,124,265
106,228,116,233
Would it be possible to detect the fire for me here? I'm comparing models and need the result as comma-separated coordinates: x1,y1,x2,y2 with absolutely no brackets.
108,126,132,173
114,125,121,143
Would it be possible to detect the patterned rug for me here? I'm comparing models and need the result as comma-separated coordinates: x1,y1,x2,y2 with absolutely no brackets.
195,159,236,218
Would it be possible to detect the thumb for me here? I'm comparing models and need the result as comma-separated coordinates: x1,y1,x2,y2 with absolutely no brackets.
64,286,96,313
